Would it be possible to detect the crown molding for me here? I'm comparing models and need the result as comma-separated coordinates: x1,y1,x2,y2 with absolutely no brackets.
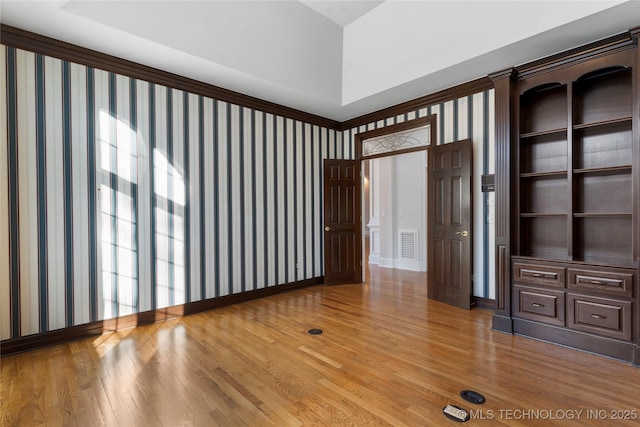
514,30,634,80
0,24,341,130
339,77,494,131
3,24,637,135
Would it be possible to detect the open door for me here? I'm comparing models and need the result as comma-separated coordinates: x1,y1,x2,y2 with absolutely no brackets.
323,160,361,285
428,139,472,309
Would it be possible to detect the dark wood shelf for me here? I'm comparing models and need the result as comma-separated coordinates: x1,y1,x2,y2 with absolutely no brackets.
520,171,567,178
511,255,637,269
521,213,567,217
573,213,632,218
573,165,631,174
520,128,567,139
573,116,632,130
517,252,569,261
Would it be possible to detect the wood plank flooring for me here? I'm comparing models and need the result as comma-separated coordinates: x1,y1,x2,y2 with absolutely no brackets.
2,265,639,426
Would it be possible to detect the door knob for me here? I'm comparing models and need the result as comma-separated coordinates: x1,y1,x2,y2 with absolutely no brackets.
455,230,469,237
325,226,334,232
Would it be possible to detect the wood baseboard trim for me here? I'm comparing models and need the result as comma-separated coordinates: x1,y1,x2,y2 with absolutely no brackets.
513,318,636,364
473,296,495,310
491,314,513,334
0,277,323,357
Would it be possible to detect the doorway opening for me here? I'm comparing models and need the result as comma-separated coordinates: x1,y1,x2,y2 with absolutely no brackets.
356,116,435,284
362,150,427,282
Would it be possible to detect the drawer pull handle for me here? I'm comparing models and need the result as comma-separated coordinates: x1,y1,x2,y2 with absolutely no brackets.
532,303,545,308
591,314,606,319
522,269,557,280
575,275,623,286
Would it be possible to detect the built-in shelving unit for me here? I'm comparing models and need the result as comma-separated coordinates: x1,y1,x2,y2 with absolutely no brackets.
517,82,569,260
516,64,634,265
572,66,633,267
492,30,639,365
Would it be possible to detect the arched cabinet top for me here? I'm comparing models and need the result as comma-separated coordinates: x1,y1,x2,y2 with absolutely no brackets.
517,48,634,95
521,82,565,98
576,65,629,81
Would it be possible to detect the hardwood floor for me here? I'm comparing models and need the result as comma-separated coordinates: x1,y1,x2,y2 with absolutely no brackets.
2,266,639,426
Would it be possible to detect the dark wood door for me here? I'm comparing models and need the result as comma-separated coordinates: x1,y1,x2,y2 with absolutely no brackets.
428,139,473,309
323,160,361,285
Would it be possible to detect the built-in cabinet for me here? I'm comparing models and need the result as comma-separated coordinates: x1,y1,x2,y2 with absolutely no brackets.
492,28,640,365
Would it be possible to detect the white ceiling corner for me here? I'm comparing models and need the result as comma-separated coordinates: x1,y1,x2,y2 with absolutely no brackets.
300,0,385,27
0,1,638,122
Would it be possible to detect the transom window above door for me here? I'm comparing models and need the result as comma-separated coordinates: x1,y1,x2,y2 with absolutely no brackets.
361,123,431,158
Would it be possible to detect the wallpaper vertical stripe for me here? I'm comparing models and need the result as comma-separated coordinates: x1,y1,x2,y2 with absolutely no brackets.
234,107,244,292
210,99,220,298
8,47,21,338
135,80,151,313
186,95,197,301
1,45,340,341
130,78,140,312
86,67,98,323
17,49,40,337
203,98,216,299
310,126,317,277
343,91,496,298
264,113,274,287
148,81,158,312
62,61,73,327
36,54,48,333
194,95,204,302
0,45,11,339
250,110,258,288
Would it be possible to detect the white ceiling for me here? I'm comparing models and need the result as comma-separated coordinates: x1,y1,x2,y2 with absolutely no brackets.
300,1,385,26
1,1,638,121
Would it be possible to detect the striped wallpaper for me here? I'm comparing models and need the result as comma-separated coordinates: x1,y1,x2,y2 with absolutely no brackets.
0,45,343,340
342,92,497,299
0,41,497,342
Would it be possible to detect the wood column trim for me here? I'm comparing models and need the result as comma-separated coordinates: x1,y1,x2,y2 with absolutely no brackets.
632,26,640,350
489,68,516,333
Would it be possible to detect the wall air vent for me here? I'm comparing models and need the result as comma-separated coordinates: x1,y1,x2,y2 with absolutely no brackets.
400,230,418,261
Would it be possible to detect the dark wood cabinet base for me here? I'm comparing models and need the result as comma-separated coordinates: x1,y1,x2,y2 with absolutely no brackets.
513,318,637,364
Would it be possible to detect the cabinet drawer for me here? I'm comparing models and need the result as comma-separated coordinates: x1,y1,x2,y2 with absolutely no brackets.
568,268,633,297
513,262,565,288
567,294,632,341
513,285,565,326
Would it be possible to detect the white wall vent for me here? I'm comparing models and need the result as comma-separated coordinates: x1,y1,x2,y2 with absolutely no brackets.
399,230,418,261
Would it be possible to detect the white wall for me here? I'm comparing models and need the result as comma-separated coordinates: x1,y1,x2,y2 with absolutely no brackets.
61,1,344,105
373,152,427,272
342,1,627,105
